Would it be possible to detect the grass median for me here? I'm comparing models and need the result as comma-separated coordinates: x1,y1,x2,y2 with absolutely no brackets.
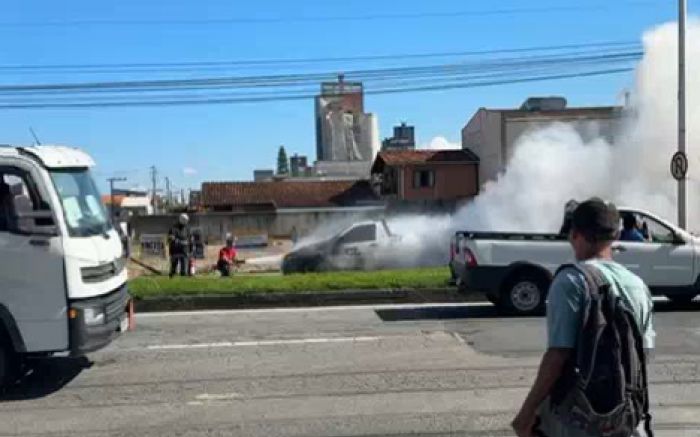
128,266,451,299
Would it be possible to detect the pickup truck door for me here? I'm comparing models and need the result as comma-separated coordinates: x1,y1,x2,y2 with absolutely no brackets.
332,224,377,270
612,212,694,288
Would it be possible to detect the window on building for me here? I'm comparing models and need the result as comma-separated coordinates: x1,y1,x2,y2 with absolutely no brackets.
382,168,397,195
413,169,435,188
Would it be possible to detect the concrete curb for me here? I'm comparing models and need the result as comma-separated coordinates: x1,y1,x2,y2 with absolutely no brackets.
134,288,485,312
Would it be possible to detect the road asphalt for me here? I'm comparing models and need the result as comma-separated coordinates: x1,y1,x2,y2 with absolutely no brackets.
1,299,700,436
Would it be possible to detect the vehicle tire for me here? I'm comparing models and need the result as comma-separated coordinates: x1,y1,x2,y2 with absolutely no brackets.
501,274,547,316
666,294,697,304
0,337,18,389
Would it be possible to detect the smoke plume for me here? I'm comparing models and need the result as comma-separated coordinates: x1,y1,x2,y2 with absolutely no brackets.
384,19,700,267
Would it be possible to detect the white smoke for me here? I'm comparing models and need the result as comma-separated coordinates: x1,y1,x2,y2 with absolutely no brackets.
293,19,700,270
452,19,700,234
379,19,700,267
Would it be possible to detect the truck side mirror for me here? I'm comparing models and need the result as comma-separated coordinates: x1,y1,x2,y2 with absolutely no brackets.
12,194,58,236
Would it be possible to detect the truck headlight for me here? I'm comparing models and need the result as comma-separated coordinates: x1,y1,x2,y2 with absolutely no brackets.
84,307,106,325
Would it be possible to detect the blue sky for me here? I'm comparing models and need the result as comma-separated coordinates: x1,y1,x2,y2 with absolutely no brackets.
0,0,695,194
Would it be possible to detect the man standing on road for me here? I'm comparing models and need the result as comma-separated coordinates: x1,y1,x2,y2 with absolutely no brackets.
512,198,655,437
168,213,192,278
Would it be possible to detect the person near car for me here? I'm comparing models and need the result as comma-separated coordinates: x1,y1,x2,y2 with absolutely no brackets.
620,213,646,242
167,213,192,278
512,198,655,437
217,234,237,277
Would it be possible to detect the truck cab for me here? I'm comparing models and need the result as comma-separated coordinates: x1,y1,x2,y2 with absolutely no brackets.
0,145,131,385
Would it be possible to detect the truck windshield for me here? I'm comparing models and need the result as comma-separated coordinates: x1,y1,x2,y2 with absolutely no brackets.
50,169,112,237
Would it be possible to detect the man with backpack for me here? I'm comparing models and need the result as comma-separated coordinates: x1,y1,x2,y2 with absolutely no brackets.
512,198,656,437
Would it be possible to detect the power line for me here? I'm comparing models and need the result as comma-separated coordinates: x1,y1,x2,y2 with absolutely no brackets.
0,2,661,28
0,67,633,109
0,50,641,96
0,41,640,72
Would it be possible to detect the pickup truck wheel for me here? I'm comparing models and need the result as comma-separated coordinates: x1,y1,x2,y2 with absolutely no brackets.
502,275,546,315
0,339,18,389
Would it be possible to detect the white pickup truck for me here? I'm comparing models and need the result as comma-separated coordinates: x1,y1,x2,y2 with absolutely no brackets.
450,207,698,315
282,220,401,274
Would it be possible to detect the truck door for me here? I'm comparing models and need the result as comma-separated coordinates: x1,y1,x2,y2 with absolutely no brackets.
0,167,68,352
613,212,694,288
333,224,377,270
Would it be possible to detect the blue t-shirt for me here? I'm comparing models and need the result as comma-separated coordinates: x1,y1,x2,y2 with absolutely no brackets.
547,259,655,350
620,228,645,242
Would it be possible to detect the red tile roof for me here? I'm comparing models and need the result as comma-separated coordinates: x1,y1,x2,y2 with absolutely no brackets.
372,149,479,172
201,179,379,209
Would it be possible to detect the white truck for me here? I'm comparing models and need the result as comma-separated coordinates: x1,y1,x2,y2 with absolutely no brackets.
0,145,131,386
282,220,401,274
450,207,698,315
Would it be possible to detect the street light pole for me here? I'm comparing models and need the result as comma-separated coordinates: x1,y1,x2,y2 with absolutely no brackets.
678,0,688,229
107,177,127,221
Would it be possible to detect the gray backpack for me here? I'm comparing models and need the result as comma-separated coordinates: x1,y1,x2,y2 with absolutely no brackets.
550,263,653,437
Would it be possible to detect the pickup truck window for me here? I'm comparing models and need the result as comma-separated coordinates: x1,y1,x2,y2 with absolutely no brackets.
342,224,376,244
640,215,675,243
621,212,675,244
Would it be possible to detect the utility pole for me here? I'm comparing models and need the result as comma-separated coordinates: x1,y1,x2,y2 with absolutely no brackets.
165,176,171,210
107,177,127,221
678,0,688,229
150,166,158,214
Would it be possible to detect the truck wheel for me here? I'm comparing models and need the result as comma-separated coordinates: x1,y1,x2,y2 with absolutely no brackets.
0,340,18,389
666,294,697,304
502,275,546,316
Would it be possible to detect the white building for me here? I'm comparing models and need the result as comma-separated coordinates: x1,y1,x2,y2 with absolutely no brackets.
462,97,623,187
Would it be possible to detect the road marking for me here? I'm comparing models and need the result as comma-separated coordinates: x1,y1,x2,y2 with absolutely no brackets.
195,392,241,401
137,301,492,318
146,335,382,351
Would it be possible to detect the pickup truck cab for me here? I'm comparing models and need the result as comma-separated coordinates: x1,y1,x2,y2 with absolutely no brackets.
0,145,131,386
282,220,400,273
451,207,697,315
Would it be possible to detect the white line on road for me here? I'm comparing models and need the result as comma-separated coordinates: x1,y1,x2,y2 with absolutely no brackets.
146,335,383,351
136,301,492,318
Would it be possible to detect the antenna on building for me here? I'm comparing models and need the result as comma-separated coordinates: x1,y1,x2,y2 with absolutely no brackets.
29,127,41,145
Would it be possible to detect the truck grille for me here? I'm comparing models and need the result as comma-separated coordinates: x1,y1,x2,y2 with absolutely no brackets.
104,284,129,323
81,258,126,283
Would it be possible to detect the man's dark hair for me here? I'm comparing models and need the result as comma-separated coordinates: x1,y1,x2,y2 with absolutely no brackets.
622,213,637,231
571,198,620,243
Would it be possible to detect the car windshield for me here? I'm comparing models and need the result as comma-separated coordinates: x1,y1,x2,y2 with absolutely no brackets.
50,169,111,237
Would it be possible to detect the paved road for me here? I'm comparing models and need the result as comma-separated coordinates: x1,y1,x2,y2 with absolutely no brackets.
2,300,700,436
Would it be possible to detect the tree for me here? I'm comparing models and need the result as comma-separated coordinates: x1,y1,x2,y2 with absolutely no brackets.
277,145,289,175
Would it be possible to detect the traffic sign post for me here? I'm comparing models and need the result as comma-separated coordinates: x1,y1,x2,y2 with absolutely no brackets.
671,151,688,181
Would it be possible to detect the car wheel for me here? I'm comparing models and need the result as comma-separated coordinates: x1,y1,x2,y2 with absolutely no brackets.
502,274,546,316
666,294,697,304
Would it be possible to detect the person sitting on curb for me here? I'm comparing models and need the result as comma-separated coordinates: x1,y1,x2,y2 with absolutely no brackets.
217,234,237,277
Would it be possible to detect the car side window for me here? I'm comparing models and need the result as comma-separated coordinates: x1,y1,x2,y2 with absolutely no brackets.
638,214,675,244
342,225,376,244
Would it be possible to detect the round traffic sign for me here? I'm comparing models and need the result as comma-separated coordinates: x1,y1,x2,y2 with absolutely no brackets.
671,151,688,181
